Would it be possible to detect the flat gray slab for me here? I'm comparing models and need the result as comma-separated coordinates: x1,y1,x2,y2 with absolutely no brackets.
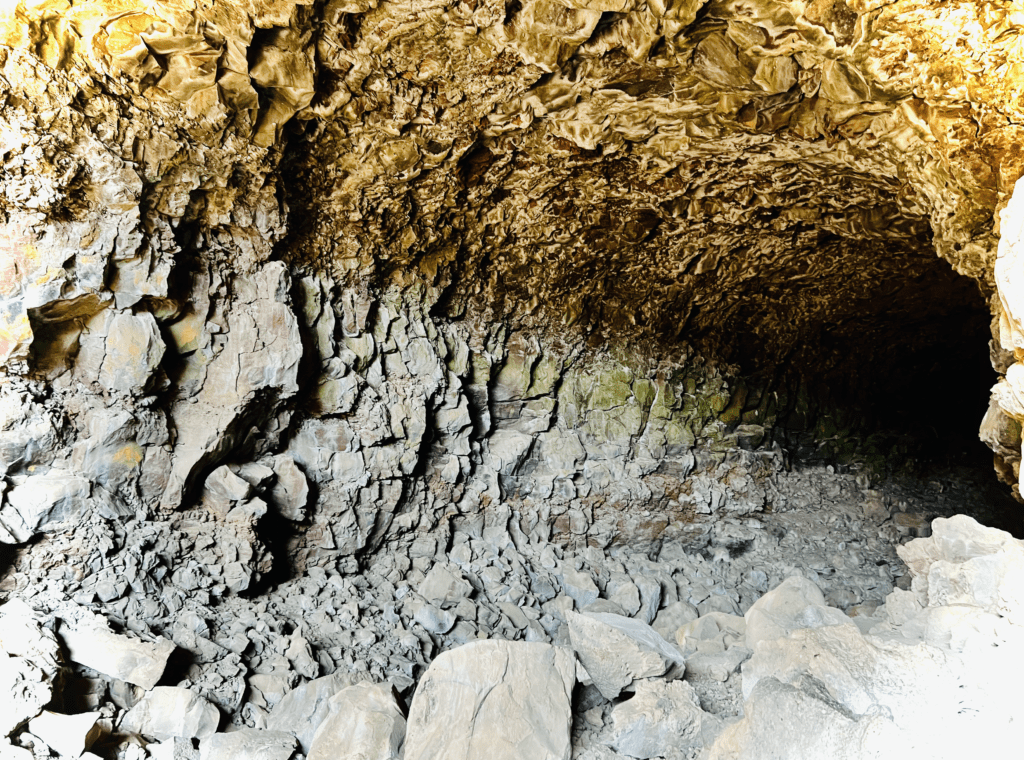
405,640,575,760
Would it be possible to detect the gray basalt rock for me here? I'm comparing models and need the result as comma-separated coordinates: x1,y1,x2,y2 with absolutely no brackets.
605,680,711,759
267,672,365,754
97,311,166,394
567,611,686,700
405,640,576,760
265,455,310,521
0,470,92,543
120,687,220,741
59,619,175,690
652,601,700,641
0,601,62,737
199,728,298,760
307,682,405,760
560,568,600,609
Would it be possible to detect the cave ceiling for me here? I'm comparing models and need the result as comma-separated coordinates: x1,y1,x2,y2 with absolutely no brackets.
0,0,1021,377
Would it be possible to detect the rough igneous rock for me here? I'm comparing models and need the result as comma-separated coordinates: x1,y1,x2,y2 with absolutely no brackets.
404,640,576,760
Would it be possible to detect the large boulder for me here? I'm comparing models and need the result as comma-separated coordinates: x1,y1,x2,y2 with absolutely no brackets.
567,611,685,700
267,672,365,754
58,619,174,691
744,576,856,652
120,687,220,741
405,640,575,760
307,682,404,760
707,677,895,760
605,679,714,759
0,601,62,737
199,728,298,760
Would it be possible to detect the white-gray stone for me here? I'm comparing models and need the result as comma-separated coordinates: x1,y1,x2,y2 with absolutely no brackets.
567,611,686,700
606,680,707,759
0,471,92,542
418,564,473,608
405,640,575,760
199,728,297,760
27,711,102,759
0,601,62,737
652,601,699,641
307,682,404,760
120,687,219,741
744,576,856,652
561,568,600,608
267,673,363,754
99,311,166,394
59,622,174,690
707,677,892,760
266,455,309,521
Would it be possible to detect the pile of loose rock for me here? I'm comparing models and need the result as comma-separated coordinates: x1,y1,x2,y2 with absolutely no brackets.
0,463,1021,759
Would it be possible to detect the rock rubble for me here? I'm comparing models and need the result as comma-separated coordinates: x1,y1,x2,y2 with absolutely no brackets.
0,457,1018,759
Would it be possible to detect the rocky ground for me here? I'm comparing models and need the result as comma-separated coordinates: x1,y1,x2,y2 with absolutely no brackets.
0,453,1020,759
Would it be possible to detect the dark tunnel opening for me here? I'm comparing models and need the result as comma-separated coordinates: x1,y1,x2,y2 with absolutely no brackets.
735,257,1023,535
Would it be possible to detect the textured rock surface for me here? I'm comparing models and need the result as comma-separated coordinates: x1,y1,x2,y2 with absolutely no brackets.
199,728,298,760
307,682,405,760
58,617,174,690
405,640,575,760
605,679,710,759
0,601,62,737
0,2,1021,758
267,672,366,754
120,686,220,741
567,610,686,699
0,0,1016,569
716,515,1024,760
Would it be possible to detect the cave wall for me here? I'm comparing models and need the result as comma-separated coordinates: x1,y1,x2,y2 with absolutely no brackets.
0,0,1022,567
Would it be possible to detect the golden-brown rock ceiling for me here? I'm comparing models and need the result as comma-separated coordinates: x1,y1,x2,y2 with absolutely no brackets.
2,0,1020,353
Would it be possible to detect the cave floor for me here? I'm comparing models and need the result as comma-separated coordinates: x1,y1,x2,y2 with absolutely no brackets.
0,454,1017,757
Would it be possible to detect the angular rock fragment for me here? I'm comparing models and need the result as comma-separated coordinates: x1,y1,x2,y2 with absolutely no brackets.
307,682,404,760
418,564,473,607
743,576,856,652
707,677,891,760
684,648,751,682
199,728,297,760
0,601,63,736
561,568,600,608
897,514,1024,625
203,466,254,507
606,574,641,616
27,711,102,759
0,471,92,543
267,673,364,754
412,603,456,634
606,680,710,759
676,612,747,656
405,640,575,760
59,622,174,691
567,611,686,700
651,601,700,641
98,311,166,394
120,687,219,741
266,455,309,521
